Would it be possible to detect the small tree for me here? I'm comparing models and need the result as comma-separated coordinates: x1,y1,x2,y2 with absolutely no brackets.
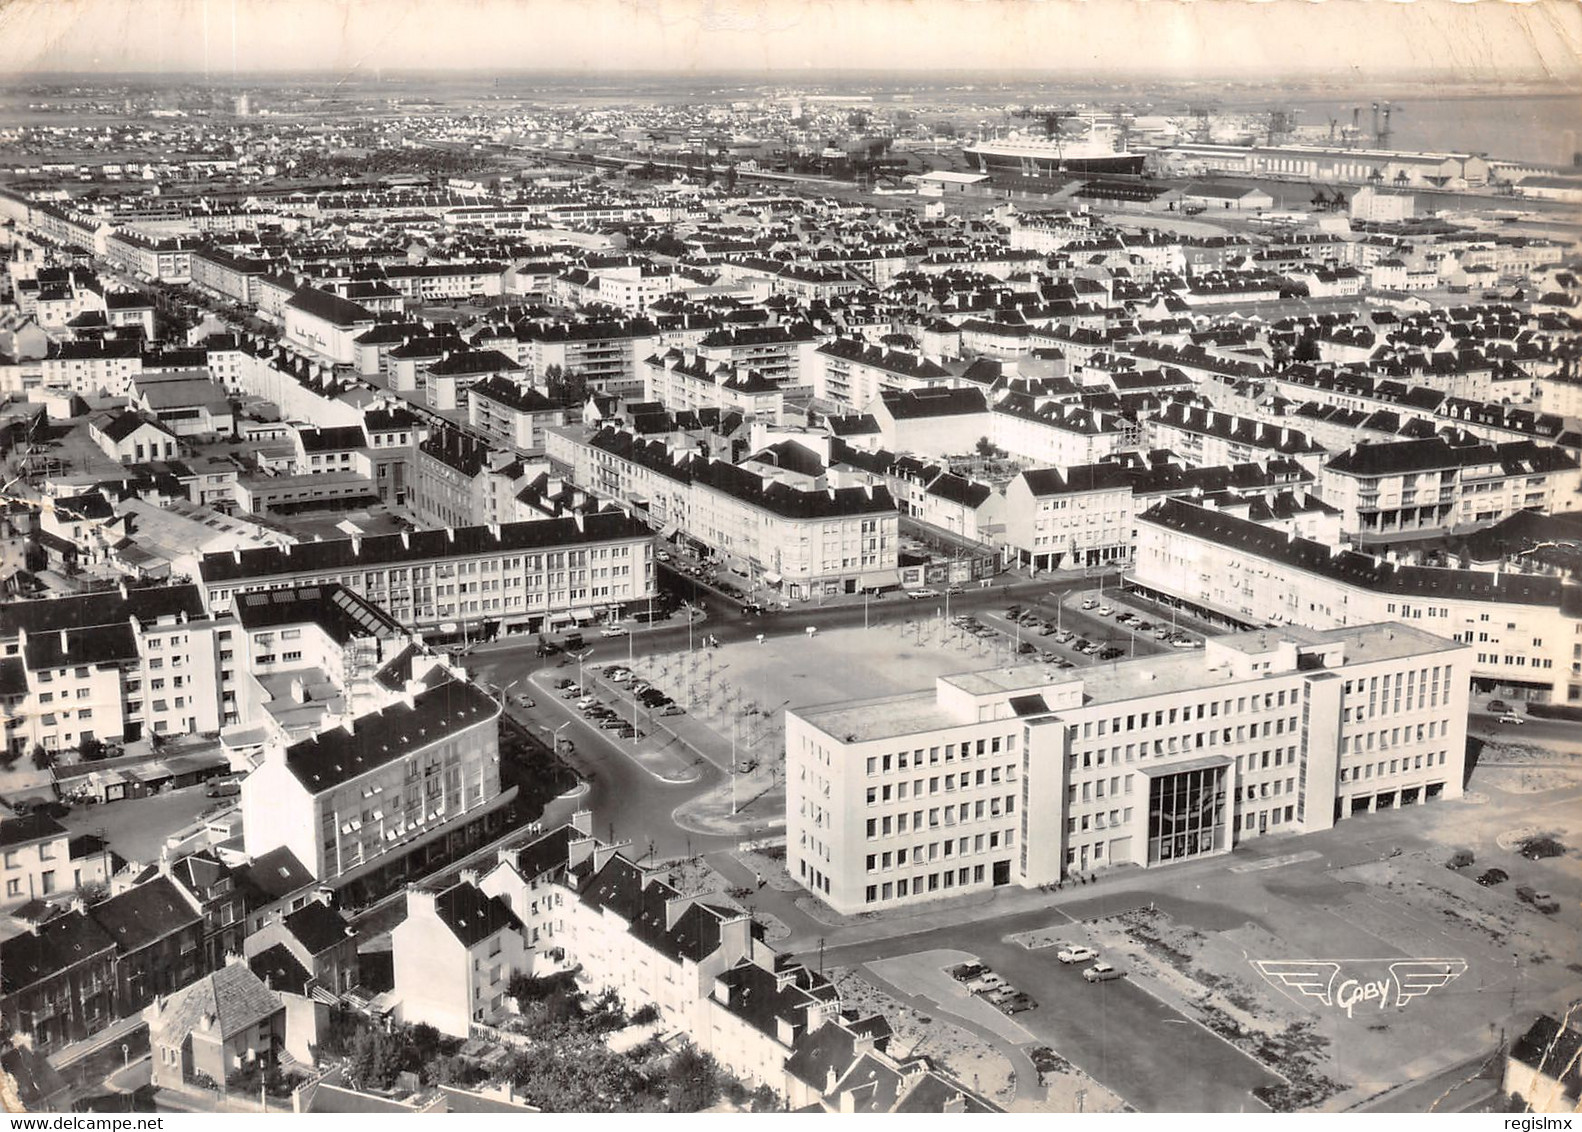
749,1084,780,1112
347,1027,410,1092
30,744,50,770
665,1044,720,1112
975,436,996,458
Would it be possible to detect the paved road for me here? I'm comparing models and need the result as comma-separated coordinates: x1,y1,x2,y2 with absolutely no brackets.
460,571,1122,861
1354,1049,1503,1113
810,905,1281,1112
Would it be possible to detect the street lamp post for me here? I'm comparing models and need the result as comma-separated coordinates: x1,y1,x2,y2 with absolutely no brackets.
577,647,594,691
731,717,738,815
863,589,870,630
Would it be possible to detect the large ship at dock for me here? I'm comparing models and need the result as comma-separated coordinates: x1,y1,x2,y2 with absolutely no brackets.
964,125,1147,177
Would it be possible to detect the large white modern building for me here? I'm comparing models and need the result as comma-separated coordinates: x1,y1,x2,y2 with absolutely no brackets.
786,622,1469,914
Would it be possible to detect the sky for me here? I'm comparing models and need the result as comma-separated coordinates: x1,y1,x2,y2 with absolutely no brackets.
0,0,1579,85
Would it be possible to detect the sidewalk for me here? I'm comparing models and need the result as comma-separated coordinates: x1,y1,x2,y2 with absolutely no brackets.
48,1014,147,1072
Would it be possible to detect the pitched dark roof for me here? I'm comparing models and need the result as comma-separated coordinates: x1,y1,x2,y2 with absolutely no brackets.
511,825,575,882
0,584,206,637
925,472,992,509
89,877,201,953
878,386,986,420
0,912,115,994
0,812,67,849
429,880,522,947
232,847,315,905
250,943,312,996
285,287,374,327
297,425,368,453
24,623,140,670
283,900,354,955
1510,1015,1582,1103
1141,497,1573,609
283,679,497,793
98,412,174,442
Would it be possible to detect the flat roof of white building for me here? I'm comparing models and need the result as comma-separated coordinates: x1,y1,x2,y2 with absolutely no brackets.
795,622,1465,744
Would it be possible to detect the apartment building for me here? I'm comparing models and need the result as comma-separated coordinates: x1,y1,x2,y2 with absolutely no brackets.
473,818,995,1110
0,813,111,908
224,582,415,745
422,348,523,413
516,318,658,398
103,231,195,284
1319,436,1579,543
549,427,898,599
812,338,954,411
1134,497,1582,703
392,880,526,1037
189,247,272,306
282,287,376,366
786,621,1468,914
0,584,222,756
466,376,567,455
869,387,988,457
642,350,785,421
40,338,143,397
1144,402,1328,475
240,678,501,882
0,909,117,1055
197,513,655,637
1001,464,1134,571
990,400,1136,467
695,324,823,392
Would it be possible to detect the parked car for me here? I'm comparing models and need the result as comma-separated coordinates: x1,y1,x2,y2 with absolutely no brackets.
1486,699,1510,715
1083,962,1124,983
555,678,575,690
600,624,629,637
1080,598,1098,610
576,695,598,709
1054,630,1075,644
1098,646,1124,661
1097,605,1114,617
512,694,535,709
206,777,242,798
1058,944,1099,964
562,686,585,699
1515,886,1561,913
908,588,939,599
998,993,1037,1014
660,704,686,716
1497,712,1525,725
1476,868,1509,887
949,963,985,982
967,973,1007,994
598,718,628,730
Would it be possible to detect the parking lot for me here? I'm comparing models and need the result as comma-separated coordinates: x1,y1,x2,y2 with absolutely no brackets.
947,586,1205,669
858,928,1283,1112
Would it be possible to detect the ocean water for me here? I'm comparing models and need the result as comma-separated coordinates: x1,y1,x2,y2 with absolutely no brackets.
1209,93,1582,167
